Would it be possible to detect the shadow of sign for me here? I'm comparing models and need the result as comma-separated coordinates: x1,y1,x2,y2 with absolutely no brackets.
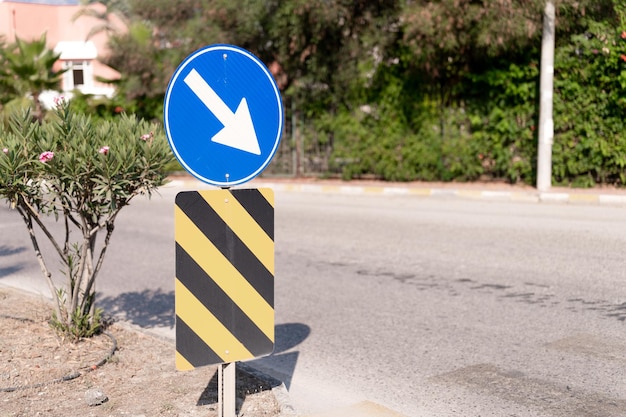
0,245,27,278
195,322,310,409
97,287,309,411
248,322,311,390
98,289,175,329
195,363,282,409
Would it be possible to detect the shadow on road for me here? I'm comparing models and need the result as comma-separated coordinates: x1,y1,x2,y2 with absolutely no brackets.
195,322,311,410
99,289,175,329
249,322,311,390
0,245,27,278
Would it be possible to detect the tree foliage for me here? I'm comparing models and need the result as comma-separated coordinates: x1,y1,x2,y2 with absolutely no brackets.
0,100,174,339
77,0,626,186
0,34,66,120
552,9,626,186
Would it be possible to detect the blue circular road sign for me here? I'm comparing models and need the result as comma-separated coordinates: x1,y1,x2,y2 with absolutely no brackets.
164,44,284,187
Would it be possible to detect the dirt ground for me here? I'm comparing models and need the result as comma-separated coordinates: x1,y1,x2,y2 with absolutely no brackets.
0,287,282,417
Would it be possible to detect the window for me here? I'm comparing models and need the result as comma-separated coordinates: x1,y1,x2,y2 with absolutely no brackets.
72,62,85,86
54,42,97,93
62,60,91,91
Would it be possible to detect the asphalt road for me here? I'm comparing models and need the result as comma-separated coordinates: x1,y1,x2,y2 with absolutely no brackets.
2,183,626,416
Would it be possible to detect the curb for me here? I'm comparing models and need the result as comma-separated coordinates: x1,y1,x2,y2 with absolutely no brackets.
166,177,626,206
238,362,299,417
256,182,626,206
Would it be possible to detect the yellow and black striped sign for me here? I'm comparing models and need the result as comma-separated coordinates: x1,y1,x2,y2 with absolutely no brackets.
174,188,274,370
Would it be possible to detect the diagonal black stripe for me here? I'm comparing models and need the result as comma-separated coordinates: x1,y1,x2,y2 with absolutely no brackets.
176,244,274,357
230,189,274,241
176,316,223,367
175,191,274,307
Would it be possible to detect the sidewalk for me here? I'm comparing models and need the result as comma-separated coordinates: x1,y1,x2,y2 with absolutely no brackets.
167,174,626,206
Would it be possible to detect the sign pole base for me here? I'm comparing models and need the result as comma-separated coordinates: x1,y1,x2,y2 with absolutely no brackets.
218,362,236,417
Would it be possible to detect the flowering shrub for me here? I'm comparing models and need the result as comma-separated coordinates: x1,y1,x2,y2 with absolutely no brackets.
0,100,174,339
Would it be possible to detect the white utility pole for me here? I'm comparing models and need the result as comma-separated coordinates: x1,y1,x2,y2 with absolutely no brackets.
537,1,556,192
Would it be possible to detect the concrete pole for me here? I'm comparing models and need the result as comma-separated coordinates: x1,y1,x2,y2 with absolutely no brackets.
537,1,556,192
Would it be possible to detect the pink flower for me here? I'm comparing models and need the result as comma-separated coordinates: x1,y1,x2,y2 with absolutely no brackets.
38,151,54,163
140,132,154,141
53,96,65,107
621,31,626,39
99,146,110,155
2,148,7,155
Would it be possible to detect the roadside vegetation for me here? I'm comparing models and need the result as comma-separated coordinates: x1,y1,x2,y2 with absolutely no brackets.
0,34,173,338
69,0,626,187
1,1,625,186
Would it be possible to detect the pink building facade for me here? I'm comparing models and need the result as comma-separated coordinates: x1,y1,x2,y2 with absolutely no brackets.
0,0,122,106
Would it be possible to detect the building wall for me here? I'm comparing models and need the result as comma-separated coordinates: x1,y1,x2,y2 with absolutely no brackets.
0,0,123,102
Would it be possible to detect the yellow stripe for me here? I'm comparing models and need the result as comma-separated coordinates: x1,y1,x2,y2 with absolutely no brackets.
321,185,340,193
199,190,274,274
175,279,253,362
175,351,195,371
457,190,482,199
569,193,599,203
364,187,385,194
258,188,274,208
175,206,274,339
409,188,432,196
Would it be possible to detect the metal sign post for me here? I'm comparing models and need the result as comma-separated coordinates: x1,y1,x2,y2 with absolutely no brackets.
165,43,283,417
218,362,236,417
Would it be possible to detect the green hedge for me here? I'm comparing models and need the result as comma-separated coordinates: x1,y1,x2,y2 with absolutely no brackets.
322,19,626,187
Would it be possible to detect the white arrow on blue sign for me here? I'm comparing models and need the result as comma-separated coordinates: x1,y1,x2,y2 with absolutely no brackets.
164,44,284,187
